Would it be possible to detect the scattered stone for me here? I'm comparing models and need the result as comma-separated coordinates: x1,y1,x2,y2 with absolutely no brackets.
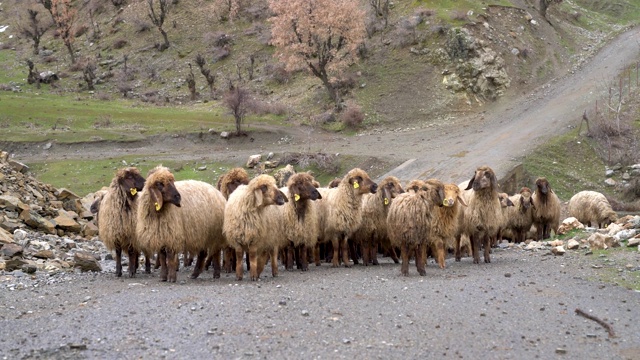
557,217,584,235
551,246,565,256
273,164,296,188
627,237,640,247
1,243,23,257
21,263,37,274
220,131,230,139
567,239,580,250
301,310,310,316
549,240,564,247
587,233,619,250
197,166,207,171
604,178,616,186
266,152,274,160
73,251,102,272
246,154,261,169
32,249,55,259
555,348,567,354
0,228,14,244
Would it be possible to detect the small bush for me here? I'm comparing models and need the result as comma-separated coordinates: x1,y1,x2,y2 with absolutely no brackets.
75,24,89,38
133,19,152,33
450,9,469,21
95,92,112,101
204,31,232,47
42,55,58,63
211,46,230,63
113,39,128,49
264,63,291,84
340,102,365,128
252,101,288,116
93,115,113,128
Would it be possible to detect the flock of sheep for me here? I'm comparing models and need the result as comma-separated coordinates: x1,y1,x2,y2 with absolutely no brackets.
92,164,618,280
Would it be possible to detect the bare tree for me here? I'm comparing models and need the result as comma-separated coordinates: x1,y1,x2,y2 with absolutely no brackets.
186,63,197,101
369,0,389,28
147,0,170,51
269,0,366,108
26,59,41,88
19,9,50,55
50,0,78,63
195,54,217,99
223,85,252,134
83,61,97,90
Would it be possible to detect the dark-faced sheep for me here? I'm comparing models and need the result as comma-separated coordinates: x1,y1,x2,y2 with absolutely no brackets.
136,166,227,282
223,174,288,281
429,183,467,269
568,190,617,228
531,177,561,240
215,167,250,273
96,167,146,277
459,166,503,264
314,168,378,267
279,172,322,271
504,187,535,243
353,176,404,266
387,179,445,276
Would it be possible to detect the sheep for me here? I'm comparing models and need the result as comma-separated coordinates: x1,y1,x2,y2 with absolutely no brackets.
531,177,561,240
353,176,404,266
568,190,617,228
314,168,378,267
273,164,296,188
458,166,503,264
215,167,250,273
135,166,227,282
96,167,147,277
503,187,535,243
387,179,445,276
429,183,467,269
493,192,515,247
223,174,288,281
279,172,322,271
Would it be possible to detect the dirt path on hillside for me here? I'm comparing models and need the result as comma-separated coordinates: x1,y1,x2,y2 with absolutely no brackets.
10,27,640,187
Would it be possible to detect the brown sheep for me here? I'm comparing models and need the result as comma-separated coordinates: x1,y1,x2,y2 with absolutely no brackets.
215,167,251,273
353,176,404,266
531,177,561,240
387,179,445,276
279,172,322,271
504,187,535,243
136,166,227,282
429,183,467,269
96,167,146,277
568,190,617,228
223,174,288,281
493,192,515,246
314,168,378,267
458,166,503,264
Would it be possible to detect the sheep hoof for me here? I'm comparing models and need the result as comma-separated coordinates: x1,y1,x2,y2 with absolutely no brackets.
343,264,352,268
418,271,426,276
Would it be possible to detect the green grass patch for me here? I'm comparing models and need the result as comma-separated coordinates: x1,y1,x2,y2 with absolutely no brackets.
588,246,640,291
522,129,612,201
572,0,640,27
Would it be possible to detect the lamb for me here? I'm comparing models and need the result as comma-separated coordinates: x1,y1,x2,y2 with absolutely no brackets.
458,166,503,264
353,176,404,266
215,167,251,273
223,174,288,281
96,167,147,277
504,187,535,243
531,177,561,240
568,190,617,228
279,172,322,271
387,179,445,276
314,168,378,267
429,183,467,269
135,166,227,282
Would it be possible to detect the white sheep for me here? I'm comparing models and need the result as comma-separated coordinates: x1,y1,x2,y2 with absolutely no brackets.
568,190,617,228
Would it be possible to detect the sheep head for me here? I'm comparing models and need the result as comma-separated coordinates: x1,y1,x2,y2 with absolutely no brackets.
287,172,321,202
405,179,424,194
465,166,498,192
424,178,446,207
519,187,534,212
116,167,146,198
443,183,467,208
145,166,181,211
379,176,404,206
218,167,249,199
250,174,288,207
498,192,514,208
327,178,341,188
344,168,378,194
535,177,551,195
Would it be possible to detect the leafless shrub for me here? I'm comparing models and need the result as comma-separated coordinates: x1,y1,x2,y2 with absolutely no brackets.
340,102,365,128
430,24,449,36
95,92,112,101
113,39,128,49
416,8,436,17
311,111,336,125
93,115,113,128
75,24,89,38
42,55,57,63
204,31,232,47
264,63,290,84
333,74,357,96
252,101,288,116
0,84,13,91
211,46,230,63
244,1,270,21
570,11,582,22
133,19,152,33
450,9,469,21
0,41,13,50
69,61,85,72
117,82,132,98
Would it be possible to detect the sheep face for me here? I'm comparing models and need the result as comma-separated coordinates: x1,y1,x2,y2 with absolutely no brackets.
405,179,424,194
288,173,322,202
346,168,378,194
443,183,467,208
423,179,446,206
465,166,497,192
380,176,404,205
499,192,514,208
519,187,533,212
535,177,550,195
117,167,146,198
251,175,288,207
147,169,181,211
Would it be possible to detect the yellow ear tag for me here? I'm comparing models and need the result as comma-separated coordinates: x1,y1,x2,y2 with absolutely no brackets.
384,198,389,205
443,199,448,206
294,194,300,202
353,181,359,189
130,188,137,196
155,202,161,211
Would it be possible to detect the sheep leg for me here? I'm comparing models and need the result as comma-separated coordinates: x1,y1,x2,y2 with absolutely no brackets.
299,245,309,271
362,242,370,266
370,243,379,266
190,250,207,279
270,247,279,277
248,246,260,281
285,244,295,270
483,234,491,263
349,239,359,265
470,234,481,264
400,243,410,276
223,246,235,273
454,236,462,262
184,251,194,267
209,249,221,279
158,250,168,281
166,249,178,283
313,243,322,266
331,238,341,268
416,244,427,276
115,246,123,277
341,237,352,268
389,246,400,264
144,252,151,274
127,246,138,278
235,248,244,281
435,241,446,269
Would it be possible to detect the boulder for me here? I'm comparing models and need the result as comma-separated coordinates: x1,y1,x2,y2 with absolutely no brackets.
567,239,580,250
73,251,102,272
0,227,13,244
246,154,261,169
557,217,584,235
587,233,619,250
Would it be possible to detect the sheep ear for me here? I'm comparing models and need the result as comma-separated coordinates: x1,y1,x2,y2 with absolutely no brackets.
382,187,391,205
507,198,514,206
254,188,264,207
457,194,468,207
150,186,163,212
464,175,474,190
